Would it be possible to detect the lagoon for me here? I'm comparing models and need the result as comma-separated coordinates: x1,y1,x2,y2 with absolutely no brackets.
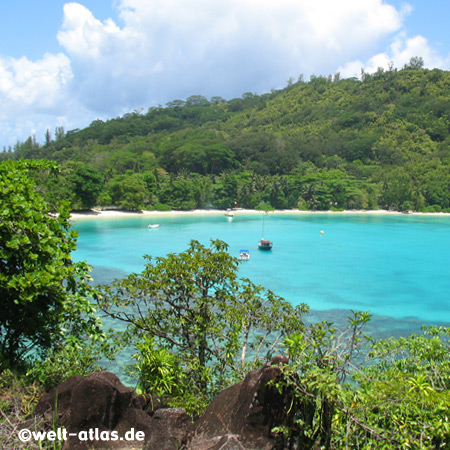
72,212,450,336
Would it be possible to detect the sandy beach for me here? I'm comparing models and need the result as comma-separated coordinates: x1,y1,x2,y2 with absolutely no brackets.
69,208,450,219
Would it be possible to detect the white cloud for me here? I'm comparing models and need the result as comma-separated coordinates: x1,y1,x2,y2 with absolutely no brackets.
0,53,72,110
0,52,75,146
57,3,123,60
55,0,405,111
390,34,449,68
339,33,450,78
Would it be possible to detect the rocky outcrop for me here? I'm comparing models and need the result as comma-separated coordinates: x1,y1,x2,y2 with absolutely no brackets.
186,356,292,450
143,408,190,450
34,357,293,450
35,371,152,450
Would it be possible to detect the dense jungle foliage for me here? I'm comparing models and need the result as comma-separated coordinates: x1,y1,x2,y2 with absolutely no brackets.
2,63,450,213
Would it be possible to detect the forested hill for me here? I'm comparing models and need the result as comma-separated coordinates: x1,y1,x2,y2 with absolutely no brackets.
4,64,450,212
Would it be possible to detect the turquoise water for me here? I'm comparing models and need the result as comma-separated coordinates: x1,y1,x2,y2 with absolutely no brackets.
72,213,450,329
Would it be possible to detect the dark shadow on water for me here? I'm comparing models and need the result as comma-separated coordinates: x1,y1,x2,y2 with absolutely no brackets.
90,266,129,284
306,308,450,340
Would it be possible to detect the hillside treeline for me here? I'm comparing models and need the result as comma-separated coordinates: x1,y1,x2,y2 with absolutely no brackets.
3,61,450,212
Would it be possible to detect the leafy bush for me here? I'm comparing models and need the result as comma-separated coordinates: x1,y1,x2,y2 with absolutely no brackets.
99,239,307,409
127,336,209,417
127,336,185,397
156,202,172,211
272,316,450,449
26,336,103,391
422,204,443,212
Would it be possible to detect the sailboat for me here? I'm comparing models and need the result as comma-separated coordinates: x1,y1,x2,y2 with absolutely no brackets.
258,211,273,250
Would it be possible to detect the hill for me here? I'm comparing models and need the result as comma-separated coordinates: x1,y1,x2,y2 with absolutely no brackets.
3,63,450,212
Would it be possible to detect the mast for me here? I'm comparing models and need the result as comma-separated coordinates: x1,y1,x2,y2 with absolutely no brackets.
261,212,265,239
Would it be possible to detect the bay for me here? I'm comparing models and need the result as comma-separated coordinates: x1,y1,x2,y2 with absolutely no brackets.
72,212,450,335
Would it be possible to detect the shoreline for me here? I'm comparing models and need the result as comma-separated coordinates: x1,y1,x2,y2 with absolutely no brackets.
70,208,450,219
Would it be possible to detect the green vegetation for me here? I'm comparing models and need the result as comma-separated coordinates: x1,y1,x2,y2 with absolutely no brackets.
0,161,107,448
3,62,450,212
99,239,306,415
273,317,450,449
0,160,104,372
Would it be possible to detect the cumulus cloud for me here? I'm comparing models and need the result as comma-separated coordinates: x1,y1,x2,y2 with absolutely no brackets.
338,33,450,78
0,53,72,111
0,52,75,146
55,0,404,112
1,0,449,146
57,3,123,60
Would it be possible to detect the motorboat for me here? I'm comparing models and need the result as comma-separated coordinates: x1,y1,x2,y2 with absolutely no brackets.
239,249,250,260
148,224,160,229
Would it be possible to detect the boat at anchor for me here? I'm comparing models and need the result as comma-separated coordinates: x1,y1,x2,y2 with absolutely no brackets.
239,249,250,260
258,211,273,250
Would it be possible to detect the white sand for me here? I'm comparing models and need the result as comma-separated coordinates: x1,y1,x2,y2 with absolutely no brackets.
69,208,450,220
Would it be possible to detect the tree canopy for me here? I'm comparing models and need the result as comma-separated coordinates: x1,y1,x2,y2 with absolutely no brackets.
0,160,102,370
99,239,306,411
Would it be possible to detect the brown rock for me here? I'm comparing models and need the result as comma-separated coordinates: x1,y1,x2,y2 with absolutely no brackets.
34,374,84,419
143,408,190,450
187,356,292,450
34,371,152,450
188,434,247,450
33,357,294,450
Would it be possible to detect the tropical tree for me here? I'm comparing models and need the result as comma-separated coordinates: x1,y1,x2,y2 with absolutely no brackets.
63,162,103,210
98,239,307,404
0,160,102,370
158,175,199,210
102,171,148,210
274,311,372,449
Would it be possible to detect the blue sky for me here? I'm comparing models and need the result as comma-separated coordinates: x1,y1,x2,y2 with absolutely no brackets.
0,1,115,59
0,0,449,147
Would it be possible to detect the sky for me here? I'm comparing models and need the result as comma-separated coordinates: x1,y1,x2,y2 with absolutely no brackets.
0,0,449,148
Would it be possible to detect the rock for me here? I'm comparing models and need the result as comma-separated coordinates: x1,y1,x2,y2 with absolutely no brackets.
34,374,84,419
186,356,292,450
33,357,294,450
35,371,152,450
143,408,190,450
189,434,247,450
66,371,135,431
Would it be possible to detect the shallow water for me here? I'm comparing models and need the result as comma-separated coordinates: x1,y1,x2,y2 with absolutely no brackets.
72,213,450,332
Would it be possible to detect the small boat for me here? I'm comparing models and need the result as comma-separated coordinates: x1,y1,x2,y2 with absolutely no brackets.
258,239,273,251
239,249,250,260
148,224,160,229
258,211,272,250
224,208,234,217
